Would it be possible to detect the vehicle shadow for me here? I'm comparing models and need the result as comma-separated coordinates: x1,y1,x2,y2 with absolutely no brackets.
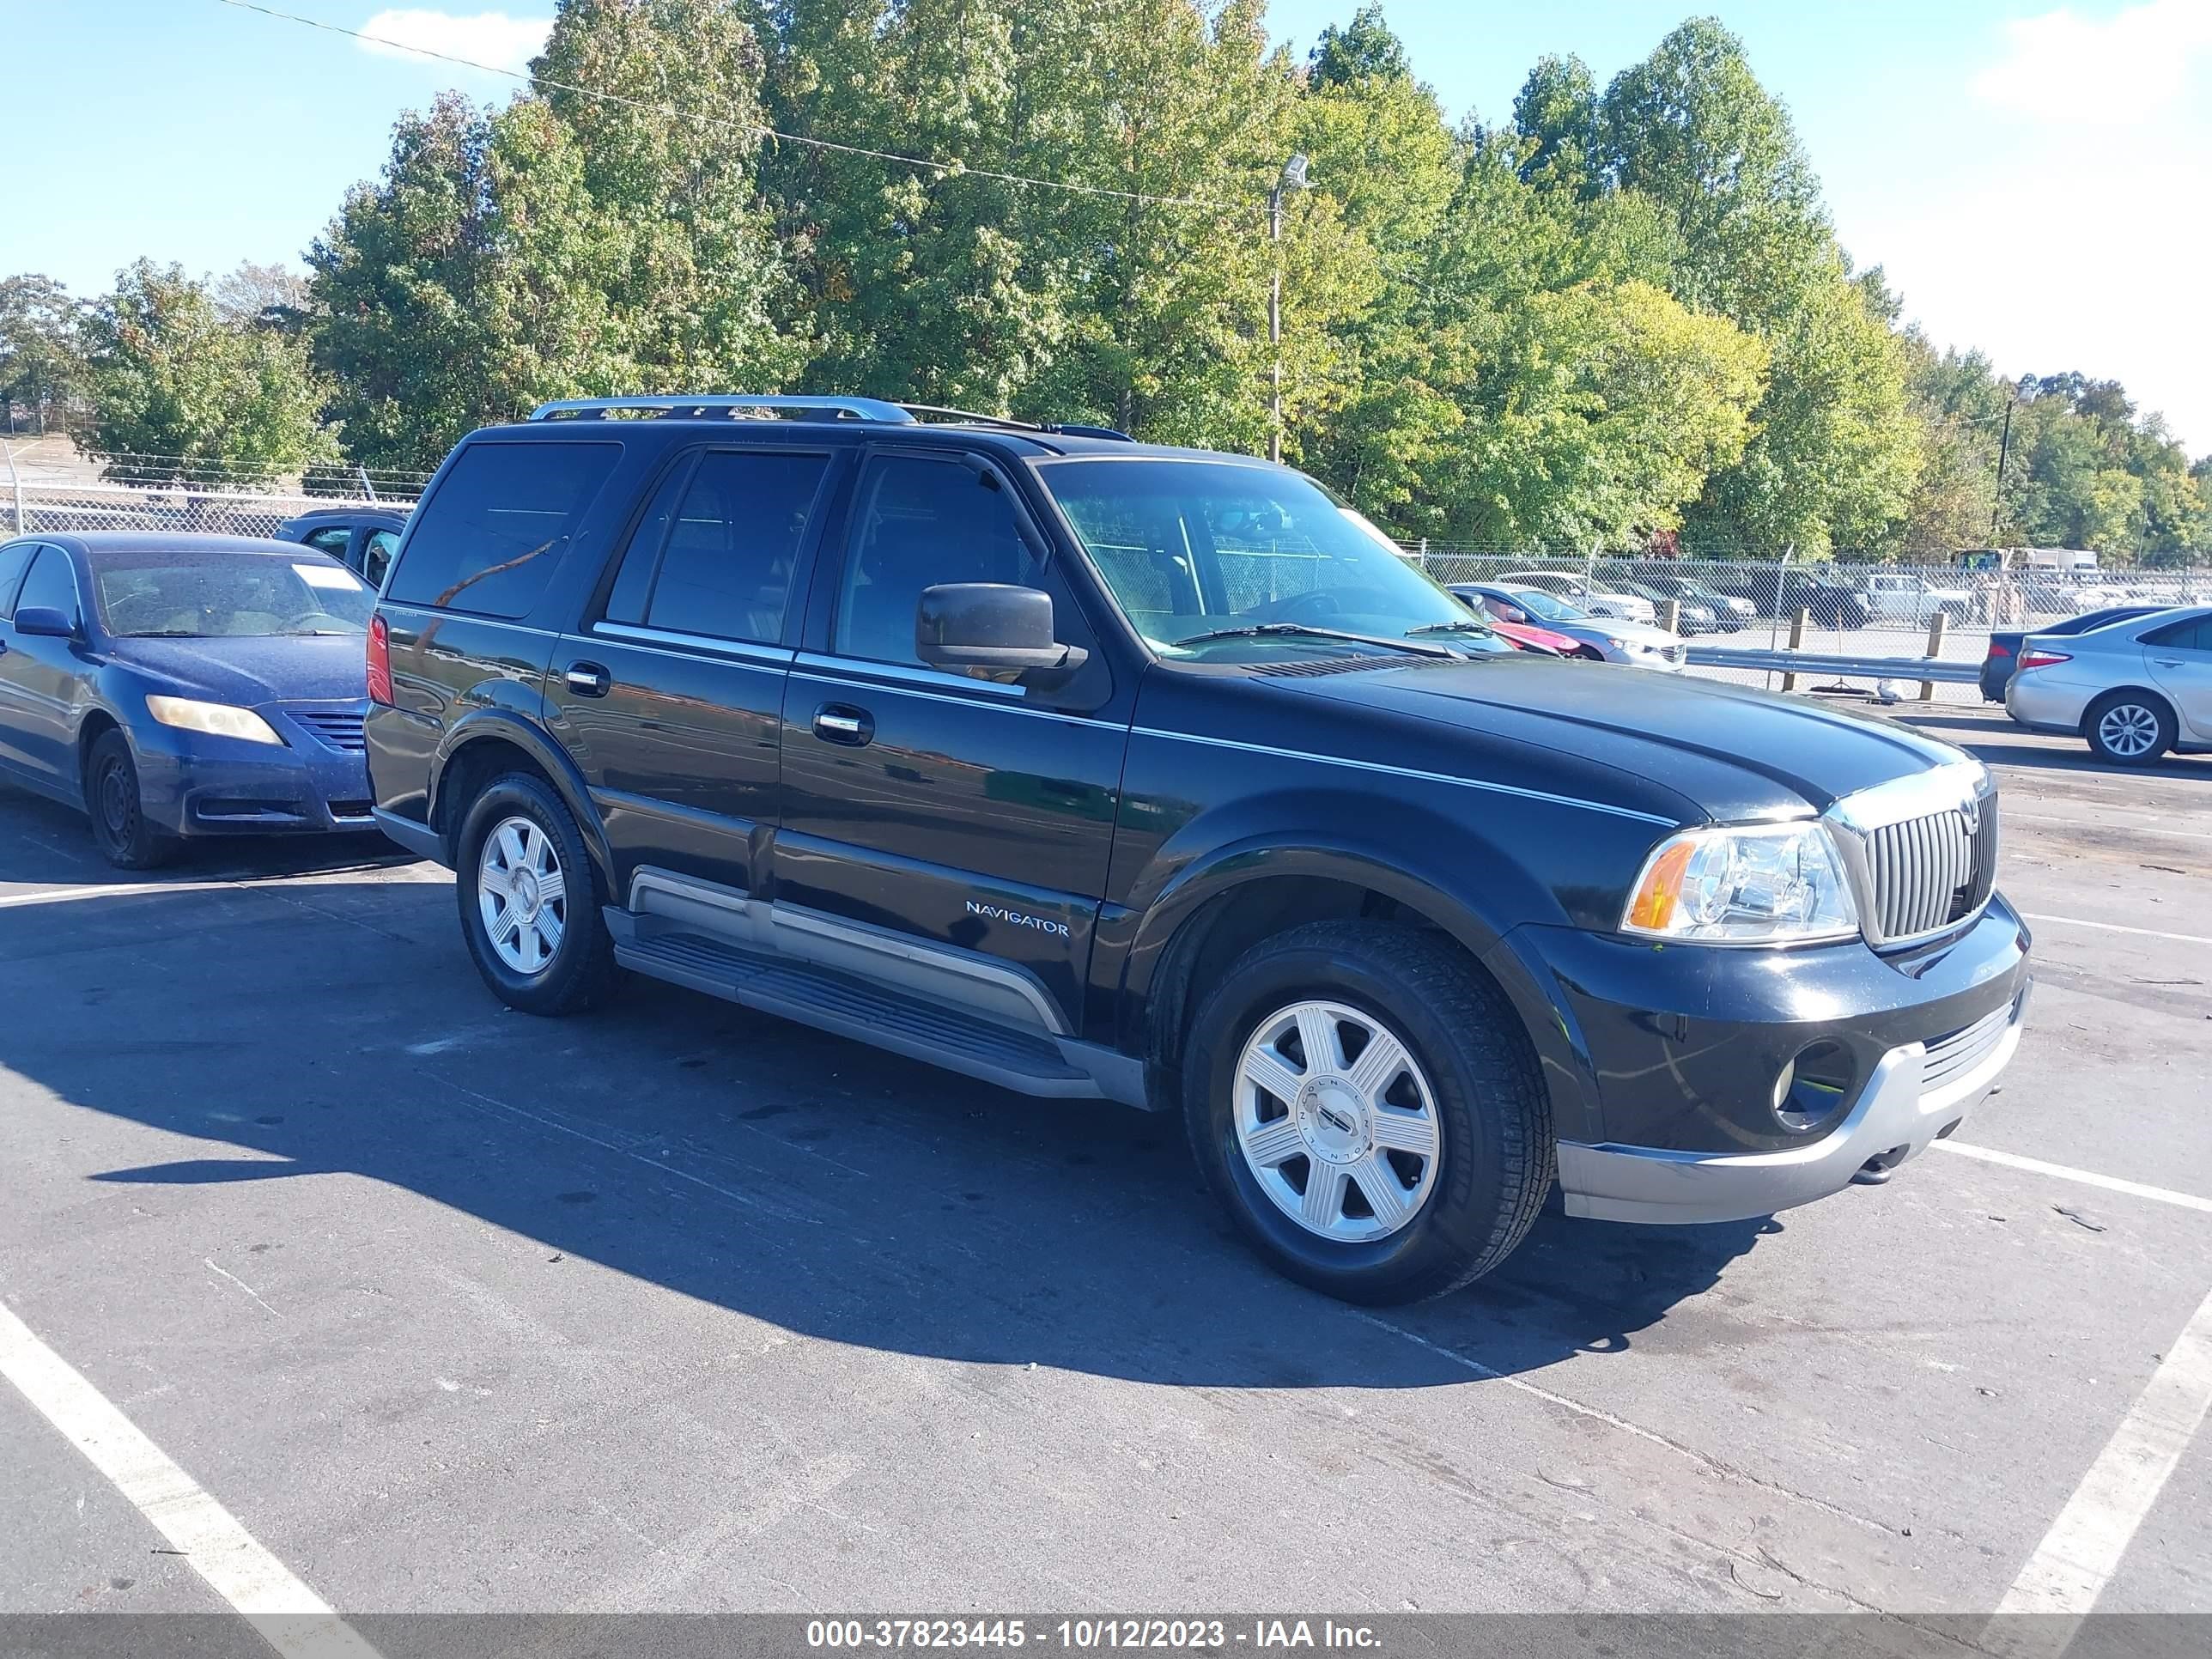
0,780,417,884
1878,711,2212,781
0,850,1773,1391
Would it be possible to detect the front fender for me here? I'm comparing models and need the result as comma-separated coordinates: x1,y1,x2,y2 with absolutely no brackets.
429,709,613,886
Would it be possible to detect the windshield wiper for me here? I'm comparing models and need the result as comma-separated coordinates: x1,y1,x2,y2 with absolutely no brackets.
124,629,204,637
1169,622,1455,659
1405,619,1496,639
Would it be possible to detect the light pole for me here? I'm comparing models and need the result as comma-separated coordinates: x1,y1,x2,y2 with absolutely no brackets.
1269,153,1309,465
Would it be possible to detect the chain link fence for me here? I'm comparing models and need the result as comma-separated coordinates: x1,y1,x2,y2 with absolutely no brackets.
1412,550,2212,705
2,478,420,541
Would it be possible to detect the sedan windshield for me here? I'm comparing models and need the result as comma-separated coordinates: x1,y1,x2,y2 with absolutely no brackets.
1498,586,1588,623
1038,459,1510,659
96,557,375,638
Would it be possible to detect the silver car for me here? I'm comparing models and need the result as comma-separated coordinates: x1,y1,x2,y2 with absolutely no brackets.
1458,583,1687,671
1497,569,1658,626
2006,605,2212,764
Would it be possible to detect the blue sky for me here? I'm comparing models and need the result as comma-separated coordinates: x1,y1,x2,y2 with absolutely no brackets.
4,1,2209,453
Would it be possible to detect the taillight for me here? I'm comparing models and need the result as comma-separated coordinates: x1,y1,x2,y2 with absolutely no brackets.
2017,647,2072,672
368,613,393,705
1987,641,2014,659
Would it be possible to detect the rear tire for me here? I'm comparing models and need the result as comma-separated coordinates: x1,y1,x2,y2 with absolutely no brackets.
454,772,616,1015
1182,921,1553,1305
2082,690,2174,766
85,730,173,870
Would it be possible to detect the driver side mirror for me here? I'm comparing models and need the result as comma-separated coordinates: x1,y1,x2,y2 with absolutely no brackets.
1498,605,1526,624
916,584,1089,681
11,605,77,640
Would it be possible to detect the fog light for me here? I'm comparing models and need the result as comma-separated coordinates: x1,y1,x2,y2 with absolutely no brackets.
1773,1039,1855,1133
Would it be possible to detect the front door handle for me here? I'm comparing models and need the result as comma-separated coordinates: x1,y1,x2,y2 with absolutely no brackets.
565,661,611,697
813,703,874,746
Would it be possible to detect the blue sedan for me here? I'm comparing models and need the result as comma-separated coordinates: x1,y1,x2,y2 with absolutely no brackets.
0,532,378,867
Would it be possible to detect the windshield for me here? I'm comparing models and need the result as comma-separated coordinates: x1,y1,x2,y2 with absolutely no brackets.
1499,586,1588,623
1038,459,1509,659
96,556,376,637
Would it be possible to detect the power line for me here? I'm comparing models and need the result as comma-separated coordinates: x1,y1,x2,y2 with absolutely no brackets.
213,0,1255,217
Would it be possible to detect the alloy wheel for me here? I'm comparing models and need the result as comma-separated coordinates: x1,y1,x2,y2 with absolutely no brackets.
477,815,568,975
2097,702,2160,758
1233,999,1442,1243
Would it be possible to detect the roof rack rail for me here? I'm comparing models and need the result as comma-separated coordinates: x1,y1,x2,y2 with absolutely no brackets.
897,403,1133,441
529,395,917,424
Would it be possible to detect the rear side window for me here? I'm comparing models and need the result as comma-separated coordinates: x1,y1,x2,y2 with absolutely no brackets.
387,441,619,617
604,449,827,644
2143,616,2212,651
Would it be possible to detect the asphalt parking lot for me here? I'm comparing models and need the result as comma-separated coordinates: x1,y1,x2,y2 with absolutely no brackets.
1,703,2207,1638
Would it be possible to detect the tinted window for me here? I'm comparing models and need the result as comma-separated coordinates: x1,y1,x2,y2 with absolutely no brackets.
640,451,825,644
15,547,81,621
0,541,36,617
2143,616,2211,651
302,526,352,559
836,455,1038,665
604,457,695,626
387,441,619,617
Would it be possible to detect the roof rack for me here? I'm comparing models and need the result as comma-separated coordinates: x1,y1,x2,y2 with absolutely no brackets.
525,394,1133,441
529,395,916,424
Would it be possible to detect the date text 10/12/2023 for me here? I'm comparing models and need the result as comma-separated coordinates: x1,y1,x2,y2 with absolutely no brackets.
805,1619,1384,1650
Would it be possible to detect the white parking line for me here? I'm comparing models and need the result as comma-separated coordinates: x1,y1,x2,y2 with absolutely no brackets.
1988,1283,2212,1650
1935,1140,2212,1216
2019,912,2212,946
0,1296,382,1659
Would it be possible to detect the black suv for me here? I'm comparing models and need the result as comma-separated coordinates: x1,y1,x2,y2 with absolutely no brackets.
366,396,2030,1304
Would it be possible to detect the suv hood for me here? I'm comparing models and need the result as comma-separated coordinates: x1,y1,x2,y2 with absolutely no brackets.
1291,656,1968,821
113,635,369,706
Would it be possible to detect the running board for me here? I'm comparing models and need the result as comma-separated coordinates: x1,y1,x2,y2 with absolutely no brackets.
612,921,1117,1101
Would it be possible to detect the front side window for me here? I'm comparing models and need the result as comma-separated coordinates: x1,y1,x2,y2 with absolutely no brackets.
1042,459,1506,659
362,529,398,586
94,556,375,638
15,547,82,623
386,440,620,617
0,540,37,618
835,454,1039,665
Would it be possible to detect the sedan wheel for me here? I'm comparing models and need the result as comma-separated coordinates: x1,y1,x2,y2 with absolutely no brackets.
476,815,568,975
1234,999,1442,1243
2084,692,2173,766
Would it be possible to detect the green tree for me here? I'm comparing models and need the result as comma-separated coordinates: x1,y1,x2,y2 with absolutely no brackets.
314,0,809,470
82,260,334,485
0,274,85,434
1309,3,1411,88
1510,55,1601,198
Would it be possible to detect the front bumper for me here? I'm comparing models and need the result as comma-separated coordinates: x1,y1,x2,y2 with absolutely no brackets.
1556,983,2027,1224
133,720,374,838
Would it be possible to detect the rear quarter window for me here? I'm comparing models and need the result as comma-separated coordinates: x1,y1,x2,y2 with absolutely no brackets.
386,441,620,617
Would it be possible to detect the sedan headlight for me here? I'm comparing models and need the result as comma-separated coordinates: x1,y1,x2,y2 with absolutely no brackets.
1623,821,1857,944
144,696,284,745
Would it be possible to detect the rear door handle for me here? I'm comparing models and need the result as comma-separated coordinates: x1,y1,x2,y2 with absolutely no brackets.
2152,658,2185,667
813,703,874,745
565,661,611,697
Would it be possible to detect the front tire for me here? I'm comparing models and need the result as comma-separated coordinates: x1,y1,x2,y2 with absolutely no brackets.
2082,690,2174,766
85,730,173,870
454,772,615,1015
1182,921,1553,1305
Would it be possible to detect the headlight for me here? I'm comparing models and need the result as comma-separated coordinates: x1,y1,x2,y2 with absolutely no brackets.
144,696,284,745
1623,821,1857,944
1602,635,1628,650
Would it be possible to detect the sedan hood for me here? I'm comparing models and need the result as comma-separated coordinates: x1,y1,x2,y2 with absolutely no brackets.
1293,655,1969,821
114,635,368,705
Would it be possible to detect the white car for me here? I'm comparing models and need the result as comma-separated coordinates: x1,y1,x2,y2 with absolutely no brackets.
1469,584,1686,671
2006,605,2212,763
1498,569,1656,626
1860,571,1972,627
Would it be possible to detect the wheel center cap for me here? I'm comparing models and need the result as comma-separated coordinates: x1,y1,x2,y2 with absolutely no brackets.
1297,1078,1370,1164
511,869,541,915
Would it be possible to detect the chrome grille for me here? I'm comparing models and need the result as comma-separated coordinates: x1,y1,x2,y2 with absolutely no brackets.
1922,1000,2014,1092
289,708,368,752
1866,796,1996,942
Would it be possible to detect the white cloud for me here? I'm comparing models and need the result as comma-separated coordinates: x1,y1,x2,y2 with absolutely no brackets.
1972,0,2212,121
356,9,552,77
